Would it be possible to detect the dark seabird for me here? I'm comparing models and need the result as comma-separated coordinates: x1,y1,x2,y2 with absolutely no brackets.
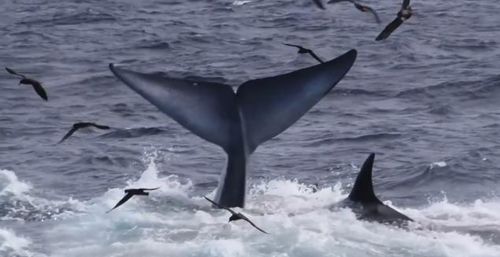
375,0,412,41
5,67,48,101
204,196,269,234
106,187,159,213
58,122,111,143
313,0,381,23
283,43,324,63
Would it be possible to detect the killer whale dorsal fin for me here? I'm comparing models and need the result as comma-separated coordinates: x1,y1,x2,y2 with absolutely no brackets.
109,64,239,151
348,153,382,203
237,49,357,151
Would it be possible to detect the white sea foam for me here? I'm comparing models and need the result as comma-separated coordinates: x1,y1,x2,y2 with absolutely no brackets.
2,152,500,257
430,161,448,169
0,228,40,257
232,0,252,6
0,169,77,222
0,169,32,197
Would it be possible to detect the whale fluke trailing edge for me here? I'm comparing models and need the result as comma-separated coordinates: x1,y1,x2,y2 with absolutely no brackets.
343,153,413,224
109,49,357,208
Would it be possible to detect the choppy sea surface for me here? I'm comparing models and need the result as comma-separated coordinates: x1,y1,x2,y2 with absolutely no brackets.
1,0,500,256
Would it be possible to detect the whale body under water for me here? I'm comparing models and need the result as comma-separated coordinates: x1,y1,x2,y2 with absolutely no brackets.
333,153,413,225
109,49,357,208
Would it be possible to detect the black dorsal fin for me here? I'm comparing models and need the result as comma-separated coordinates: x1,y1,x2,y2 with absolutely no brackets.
348,153,382,203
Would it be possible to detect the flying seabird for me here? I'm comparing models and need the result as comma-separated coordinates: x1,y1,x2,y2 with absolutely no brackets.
106,187,159,213
204,196,269,234
58,122,110,144
5,67,48,101
375,0,412,41
58,122,111,143
283,43,324,63
312,0,381,23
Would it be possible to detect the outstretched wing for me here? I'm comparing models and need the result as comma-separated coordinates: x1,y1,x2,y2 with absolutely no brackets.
204,196,236,214
32,82,48,101
307,50,325,64
355,3,381,24
106,193,134,213
241,214,269,234
89,123,111,130
283,43,303,51
109,64,239,152
5,67,26,78
283,43,324,63
375,18,403,41
58,127,79,144
204,196,222,208
236,49,357,152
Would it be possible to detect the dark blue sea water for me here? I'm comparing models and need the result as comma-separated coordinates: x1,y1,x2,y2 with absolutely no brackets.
1,0,500,256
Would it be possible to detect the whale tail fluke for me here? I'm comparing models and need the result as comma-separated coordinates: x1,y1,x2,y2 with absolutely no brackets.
237,49,357,152
109,49,357,207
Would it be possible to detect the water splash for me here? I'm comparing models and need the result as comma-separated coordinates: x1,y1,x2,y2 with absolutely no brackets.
2,151,500,257
0,228,41,257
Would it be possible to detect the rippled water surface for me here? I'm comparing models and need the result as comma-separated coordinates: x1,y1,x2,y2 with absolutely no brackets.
1,0,500,256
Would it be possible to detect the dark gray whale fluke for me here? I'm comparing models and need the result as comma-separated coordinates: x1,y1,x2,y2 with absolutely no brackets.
109,49,357,208
339,153,413,225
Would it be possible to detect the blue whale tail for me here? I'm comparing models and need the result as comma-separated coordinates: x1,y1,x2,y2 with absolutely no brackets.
109,49,357,207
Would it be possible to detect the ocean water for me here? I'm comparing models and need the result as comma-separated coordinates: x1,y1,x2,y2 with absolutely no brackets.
1,0,500,256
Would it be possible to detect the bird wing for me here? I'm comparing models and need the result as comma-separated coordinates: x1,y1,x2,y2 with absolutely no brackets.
204,196,237,214
5,67,26,78
58,126,79,143
355,4,381,24
307,50,324,64
204,196,222,208
312,0,326,9
375,17,403,41
402,0,410,9
283,43,302,49
89,123,111,130
241,214,269,234
283,43,307,53
106,193,134,213
32,82,48,101
284,43,324,64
